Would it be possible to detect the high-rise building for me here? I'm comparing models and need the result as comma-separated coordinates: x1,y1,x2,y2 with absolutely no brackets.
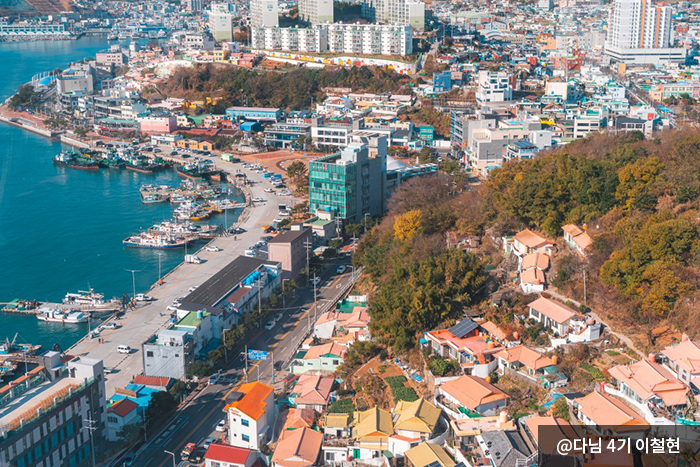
605,0,685,64
209,2,237,42
0,354,106,467
299,0,333,24
361,0,424,32
185,0,203,12
250,0,279,27
308,141,387,223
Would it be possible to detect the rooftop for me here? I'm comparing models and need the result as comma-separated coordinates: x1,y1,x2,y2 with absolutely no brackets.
177,310,209,328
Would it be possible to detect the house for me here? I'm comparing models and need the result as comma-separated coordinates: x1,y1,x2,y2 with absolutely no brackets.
353,407,394,460
659,335,700,390
205,444,257,467
131,375,174,391
109,383,164,414
476,430,531,467
608,358,688,415
561,224,593,257
323,413,352,438
495,345,555,377
436,375,510,416
392,398,442,441
423,319,503,378
291,342,346,374
267,228,313,279
520,267,546,294
509,229,555,257
520,253,550,272
271,426,323,467
404,442,456,467
479,321,519,347
105,399,140,442
291,374,335,412
450,412,516,449
573,391,649,436
282,408,316,433
527,296,581,336
226,382,276,450
522,415,576,454
314,307,371,342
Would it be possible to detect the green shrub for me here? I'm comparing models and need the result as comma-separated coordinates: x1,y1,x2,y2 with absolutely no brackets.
329,398,354,414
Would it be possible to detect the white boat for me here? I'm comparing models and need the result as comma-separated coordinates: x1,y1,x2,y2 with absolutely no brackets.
37,306,88,324
63,289,105,307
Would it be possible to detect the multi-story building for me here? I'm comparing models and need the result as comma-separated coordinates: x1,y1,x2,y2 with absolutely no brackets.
361,0,425,32
185,0,203,12
226,106,284,122
264,122,312,148
226,382,276,450
475,70,513,103
142,329,194,380
251,26,328,53
308,142,387,223
327,23,412,56
0,353,106,467
250,0,279,28
209,2,237,42
267,227,313,278
299,0,333,24
605,0,686,64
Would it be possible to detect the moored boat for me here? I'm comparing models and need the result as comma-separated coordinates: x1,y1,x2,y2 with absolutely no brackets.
36,306,88,324
53,151,100,170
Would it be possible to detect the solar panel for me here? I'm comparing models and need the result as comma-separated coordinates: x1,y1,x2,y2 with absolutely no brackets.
448,318,478,338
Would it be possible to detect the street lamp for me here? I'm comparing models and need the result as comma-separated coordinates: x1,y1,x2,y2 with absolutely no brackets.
164,450,176,467
125,269,140,298
363,213,371,235
156,252,163,283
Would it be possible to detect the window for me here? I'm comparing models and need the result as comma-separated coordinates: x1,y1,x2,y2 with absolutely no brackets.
333,360,339,365
242,434,250,442
146,351,154,357
241,418,250,427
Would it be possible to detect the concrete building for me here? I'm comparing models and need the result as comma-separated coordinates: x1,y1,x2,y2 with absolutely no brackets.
475,70,513,103
605,0,686,64
142,329,194,380
251,26,328,53
225,106,283,122
226,382,277,450
299,0,333,24
264,122,312,148
209,2,237,42
267,227,313,278
308,142,387,223
361,0,425,32
0,354,106,467
182,32,216,50
186,0,204,11
138,115,178,135
250,0,279,28
327,23,412,56
95,48,127,67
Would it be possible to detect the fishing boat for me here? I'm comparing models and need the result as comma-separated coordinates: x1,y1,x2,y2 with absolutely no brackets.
125,162,155,174
36,306,88,324
53,151,100,170
0,334,41,355
1,299,39,313
63,289,106,307
142,193,168,204
123,233,193,249
176,159,219,181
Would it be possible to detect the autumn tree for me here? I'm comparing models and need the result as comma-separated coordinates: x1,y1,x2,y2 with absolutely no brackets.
394,209,423,240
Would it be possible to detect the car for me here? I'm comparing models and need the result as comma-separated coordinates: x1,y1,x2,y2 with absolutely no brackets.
264,188,274,193
205,245,221,252
256,240,267,248
273,218,284,224
310,276,321,286
117,345,131,354
216,418,227,432
189,446,206,463
208,373,220,385
278,211,290,217
189,285,199,292
169,151,178,156
104,366,116,374
166,305,178,312
134,293,152,302
231,227,246,234
264,320,275,330
181,154,190,159
251,197,265,203
275,313,283,322
123,453,136,466
336,265,346,274
181,443,196,459
102,322,119,329
274,360,284,370
202,437,220,450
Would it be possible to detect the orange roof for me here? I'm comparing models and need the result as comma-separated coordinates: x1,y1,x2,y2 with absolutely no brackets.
304,342,346,360
608,359,688,407
575,391,649,431
271,426,323,467
523,416,576,453
132,375,173,387
495,345,554,371
282,408,316,432
225,382,273,421
561,224,584,237
521,253,550,270
514,229,554,249
293,375,334,405
521,267,545,285
439,375,509,411
426,330,503,356
528,296,581,324
108,399,139,418
661,338,700,375
480,321,510,342
562,224,593,250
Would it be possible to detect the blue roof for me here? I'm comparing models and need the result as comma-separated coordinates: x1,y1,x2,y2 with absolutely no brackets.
109,384,164,408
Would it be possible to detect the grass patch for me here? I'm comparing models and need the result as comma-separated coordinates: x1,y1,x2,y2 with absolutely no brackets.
385,376,418,402
606,350,620,356
329,398,354,414
580,363,605,380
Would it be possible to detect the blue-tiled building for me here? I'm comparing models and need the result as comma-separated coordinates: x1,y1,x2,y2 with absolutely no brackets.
433,71,452,93
225,106,284,122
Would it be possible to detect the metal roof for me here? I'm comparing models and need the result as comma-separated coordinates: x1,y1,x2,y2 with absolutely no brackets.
448,319,478,339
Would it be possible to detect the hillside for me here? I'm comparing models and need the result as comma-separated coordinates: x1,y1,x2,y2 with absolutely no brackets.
354,130,699,351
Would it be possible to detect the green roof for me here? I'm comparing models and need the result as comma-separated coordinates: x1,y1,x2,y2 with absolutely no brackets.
336,298,367,314
308,219,334,226
177,310,209,328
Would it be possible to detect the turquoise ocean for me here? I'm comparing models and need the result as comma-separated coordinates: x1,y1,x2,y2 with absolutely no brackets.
0,37,241,351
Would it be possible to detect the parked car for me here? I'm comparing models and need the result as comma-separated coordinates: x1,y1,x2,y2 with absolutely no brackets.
264,188,274,193
216,418,227,432
166,305,178,312
117,345,131,354
181,443,196,459
102,322,119,330
205,245,221,252
264,320,275,330
189,285,199,292
208,373,220,385
134,293,152,302
189,446,206,463
202,437,220,450
336,265,346,274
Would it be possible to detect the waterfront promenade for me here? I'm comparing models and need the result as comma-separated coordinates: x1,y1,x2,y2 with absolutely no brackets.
68,157,281,396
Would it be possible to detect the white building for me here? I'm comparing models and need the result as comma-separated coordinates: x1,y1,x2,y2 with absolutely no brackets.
475,70,513,103
209,2,237,42
252,25,328,53
250,0,279,27
361,0,425,32
226,382,277,450
327,23,412,56
299,0,333,24
185,0,203,12
605,0,686,65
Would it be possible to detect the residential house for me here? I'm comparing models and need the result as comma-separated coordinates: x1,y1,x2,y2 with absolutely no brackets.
659,336,700,390
323,413,352,438
353,407,394,460
450,412,516,449
521,415,576,454
527,296,581,336
495,345,555,377
573,391,649,437
291,342,346,374
291,374,335,412
476,430,531,467
423,319,503,378
479,321,520,348
608,358,688,418
226,382,276,450
508,229,555,257
436,375,510,416
267,228,313,279
388,398,446,457
282,408,316,433
520,266,546,294
105,399,140,442
404,442,456,467
561,224,593,257
271,427,323,467
131,375,174,391
314,307,371,342
204,444,258,467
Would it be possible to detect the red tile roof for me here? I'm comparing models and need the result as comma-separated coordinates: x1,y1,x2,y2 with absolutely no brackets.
205,444,252,464
132,375,173,387
108,399,138,418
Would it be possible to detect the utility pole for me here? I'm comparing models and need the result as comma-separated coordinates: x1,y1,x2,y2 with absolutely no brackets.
156,252,163,282
125,269,140,298
271,351,275,384
257,278,263,327
82,413,97,467
583,268,587,308
313,273,318,326
304,239,313,279
245,345,248,383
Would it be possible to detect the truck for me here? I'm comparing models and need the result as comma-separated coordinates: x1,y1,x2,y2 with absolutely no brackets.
185,254,203,264
220,153,239,163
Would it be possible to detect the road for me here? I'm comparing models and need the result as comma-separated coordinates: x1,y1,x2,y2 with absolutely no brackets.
69,157,291,396
128,258,358,467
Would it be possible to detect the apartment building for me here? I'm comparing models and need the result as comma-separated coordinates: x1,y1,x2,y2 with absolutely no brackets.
327,23,412,56
209,2,237,42
475,70,513,103
251,26,328,53
250,0,279,27
299,0,333,24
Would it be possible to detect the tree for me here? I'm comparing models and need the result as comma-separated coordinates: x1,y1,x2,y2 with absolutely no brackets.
418,147,436,163
186,361,212,378
8,84,39,110
169,380,189,401
552,397,571,421
394,209,423,240
615,156,662,212
118,423,143,445
146,391,178,425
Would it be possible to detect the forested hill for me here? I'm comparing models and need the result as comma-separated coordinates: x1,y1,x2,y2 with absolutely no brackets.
354,130,699,350
157,65,413,111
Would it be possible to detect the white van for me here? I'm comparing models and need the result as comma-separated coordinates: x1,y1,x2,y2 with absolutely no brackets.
244,249,256,258
117,345,131,354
